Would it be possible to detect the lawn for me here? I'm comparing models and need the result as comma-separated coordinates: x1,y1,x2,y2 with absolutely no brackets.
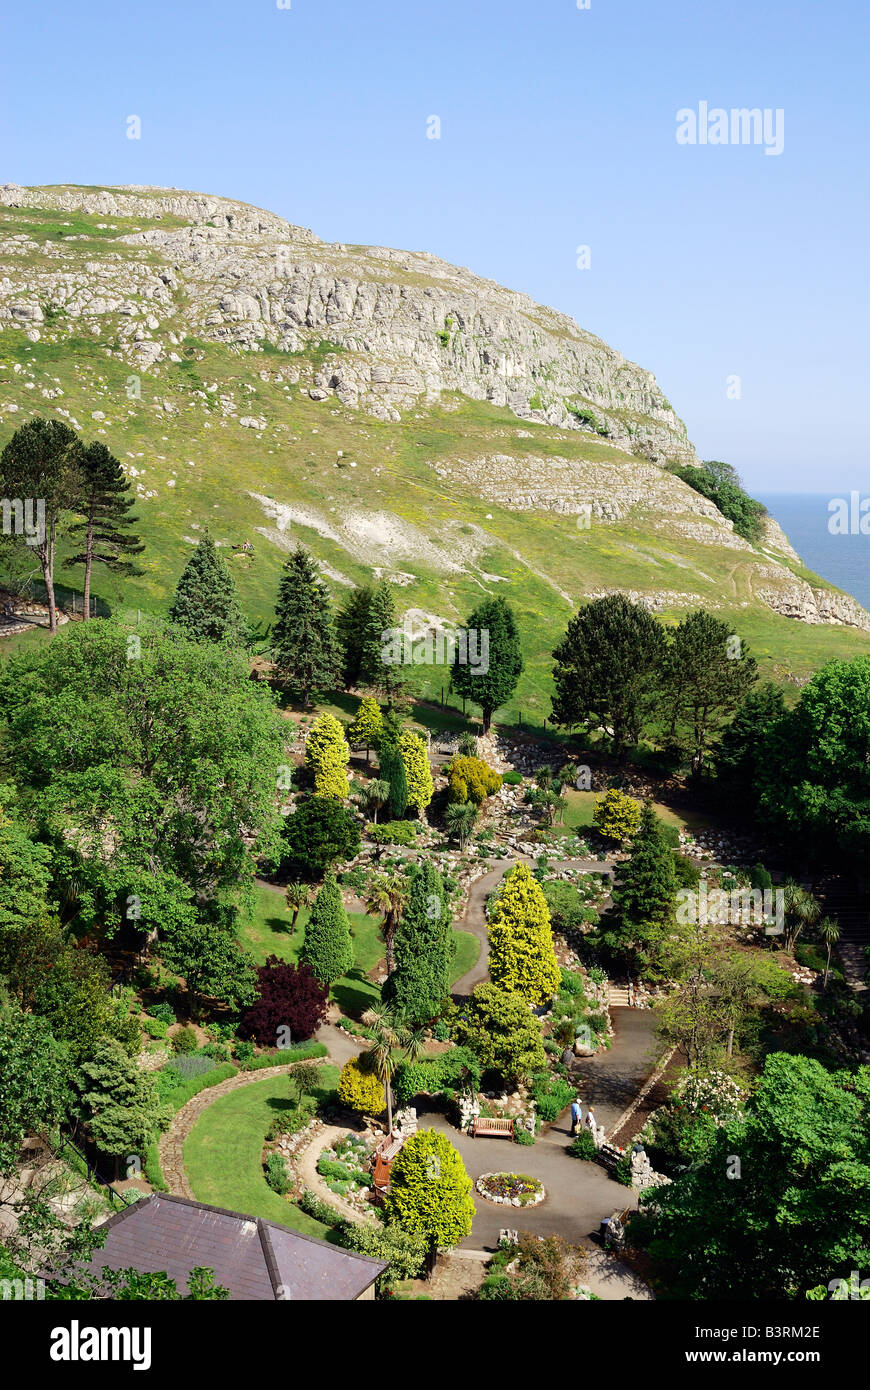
241,882,479,1015
553,788,717,839
183,1068,340,1241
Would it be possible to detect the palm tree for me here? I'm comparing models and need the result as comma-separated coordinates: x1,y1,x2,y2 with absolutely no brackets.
782,882,821,954
284,882,310,938
361,1004,427,1136
818,916,840,988
445,801,477,850
364,870,408,974
364,778,391,825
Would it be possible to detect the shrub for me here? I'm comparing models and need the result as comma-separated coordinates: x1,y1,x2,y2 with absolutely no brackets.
300,877,354,986
147,1002,177,1026
513,1122,535,1146
384,1130,475,1247
559,968,586,997
502,770,523,786
163,1054,217,1082
450,985,546,1083
447,755,502,806
266,1152,290,1195
457,731,478,757
171,1026,199,1055
530,1072,574,1123
233,1038,255,1064
399,730,434,811
298,1188,344,1229
239,956,329,1046
614,1153,633,1186
337,1055,385,1114
368,821,418,847
339,1221,428,1292
592,788,642,842
142,1018,169,1040
567,1131,597,1160
393,1048,481,1106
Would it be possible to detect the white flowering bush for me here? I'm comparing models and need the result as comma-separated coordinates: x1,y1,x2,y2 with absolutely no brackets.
672,1069,745,1123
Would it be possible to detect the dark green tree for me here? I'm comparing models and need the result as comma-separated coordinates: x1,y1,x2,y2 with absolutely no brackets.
599,803,680,977
640,1053,870,1299
754,655,870,862
62,441,144,620
272,545,340,706
160,917,257,1018
359,580,404,704
280,798,361,881
336,584,373,688
450,596,524,734
714,682,787,804
300,875,354,985
384,862,455,1025
0,416,84,633
377,709,409,817
0,1011,71,1174
551,594,666,757
661,609,757,775
168,531,246,646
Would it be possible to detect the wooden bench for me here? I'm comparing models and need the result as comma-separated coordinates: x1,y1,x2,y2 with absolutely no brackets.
471,1116,515,1140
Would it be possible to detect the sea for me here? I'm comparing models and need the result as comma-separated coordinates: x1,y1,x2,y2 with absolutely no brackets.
758,492,870,613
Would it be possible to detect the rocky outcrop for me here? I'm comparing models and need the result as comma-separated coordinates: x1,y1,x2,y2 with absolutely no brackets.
0,182,694,462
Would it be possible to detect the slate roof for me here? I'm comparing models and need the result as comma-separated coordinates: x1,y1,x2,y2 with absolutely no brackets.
81,1193,385,1301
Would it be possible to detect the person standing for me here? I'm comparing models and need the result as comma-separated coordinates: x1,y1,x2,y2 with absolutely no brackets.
570,1096,582,1136
584,1105,597,1135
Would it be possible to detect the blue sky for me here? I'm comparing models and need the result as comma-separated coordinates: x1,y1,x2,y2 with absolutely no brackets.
2,0,868,491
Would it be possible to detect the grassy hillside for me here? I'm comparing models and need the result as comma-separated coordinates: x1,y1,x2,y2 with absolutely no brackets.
2,193,868,724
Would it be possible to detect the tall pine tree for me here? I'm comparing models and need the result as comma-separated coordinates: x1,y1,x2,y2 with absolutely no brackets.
63,442,144,619
450,596,523,733
599,802,680,978
385,862,455,1025
272,545,340,706
336,585,373,688
168,531,246,647
359,580,405,705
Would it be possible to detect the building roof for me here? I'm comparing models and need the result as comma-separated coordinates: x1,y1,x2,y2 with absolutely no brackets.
81,1194,385,1301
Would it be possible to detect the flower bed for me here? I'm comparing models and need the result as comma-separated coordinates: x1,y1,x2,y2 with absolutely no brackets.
476,1172,545,1208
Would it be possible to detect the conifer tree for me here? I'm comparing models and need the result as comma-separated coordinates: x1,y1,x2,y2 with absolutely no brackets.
272,545,340,706
304,712,350,798
450,595,524,733
300,875,354,985
168,531,246,646
346,695,383,766
63,441,144,619
359,580,405,704
398,729,434,814
385,862,455,1025
336,585,373,688
77,1039,164,1173
377,710,408,817
488,862,560,1005
611,802,678,928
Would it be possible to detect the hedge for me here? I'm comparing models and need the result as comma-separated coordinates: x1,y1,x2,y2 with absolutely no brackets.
240,1042,328,1071
393,1048,481,1106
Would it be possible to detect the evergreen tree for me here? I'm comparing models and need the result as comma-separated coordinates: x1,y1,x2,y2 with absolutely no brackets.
359,580,404,704
551,594,666,758
384,1129,475,1257
487,863,560,1005
336,585,373,688
346,695,383,766
76,1039,164,1170
611,803,678,927
300,875,354,984
304,711,350,798
377,710,408,817
168,531,246,646
450,596,524,733
385,862,454,1025
63,441,143,620
398,730,434,814
272,545,340,706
